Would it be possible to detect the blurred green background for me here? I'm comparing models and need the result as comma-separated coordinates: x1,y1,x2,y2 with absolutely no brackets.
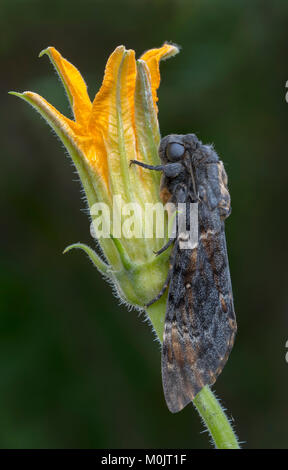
1,0,288,449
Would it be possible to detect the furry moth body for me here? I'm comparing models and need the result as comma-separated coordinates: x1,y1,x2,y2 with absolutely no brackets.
131,134,237,413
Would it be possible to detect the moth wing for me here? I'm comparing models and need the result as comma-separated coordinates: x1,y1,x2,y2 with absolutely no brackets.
162,231,236,413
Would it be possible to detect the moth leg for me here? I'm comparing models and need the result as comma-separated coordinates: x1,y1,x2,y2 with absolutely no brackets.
153,237,174,256
130,160,184,178
145,243,177,307
130,160,164,171
145,269,172,307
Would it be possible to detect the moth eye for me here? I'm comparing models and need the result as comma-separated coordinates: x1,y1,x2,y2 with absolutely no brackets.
166,142,185,161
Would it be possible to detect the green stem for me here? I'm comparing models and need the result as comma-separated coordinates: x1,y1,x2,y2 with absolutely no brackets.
146,299,240,449
193,386,240,449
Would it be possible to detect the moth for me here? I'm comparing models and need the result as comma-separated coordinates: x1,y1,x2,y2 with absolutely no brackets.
131,134,237,413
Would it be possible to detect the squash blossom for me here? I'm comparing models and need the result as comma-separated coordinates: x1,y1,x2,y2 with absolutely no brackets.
10,43,179,339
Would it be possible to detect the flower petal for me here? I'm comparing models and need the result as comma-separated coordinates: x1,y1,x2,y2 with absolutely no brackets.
140,43,179,112
39,47,92,126
135,60,160,164
134,60,161,203
89,46,138,202
89,45,125,135
11,90,79,142
9,91,109,207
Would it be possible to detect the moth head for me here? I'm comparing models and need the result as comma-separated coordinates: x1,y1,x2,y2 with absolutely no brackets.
166,142,185,161
159,134,189,164
159,133,218,166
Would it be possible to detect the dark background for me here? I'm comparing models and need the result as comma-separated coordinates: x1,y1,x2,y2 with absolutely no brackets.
1,0,288,449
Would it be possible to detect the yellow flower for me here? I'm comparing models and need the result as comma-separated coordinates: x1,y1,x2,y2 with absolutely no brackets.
10,43,179,337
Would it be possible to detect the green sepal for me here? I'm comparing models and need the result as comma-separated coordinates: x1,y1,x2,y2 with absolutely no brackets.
63,243,111,276
110,236,134,271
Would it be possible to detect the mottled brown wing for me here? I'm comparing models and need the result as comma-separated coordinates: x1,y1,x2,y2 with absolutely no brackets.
161,227,236,413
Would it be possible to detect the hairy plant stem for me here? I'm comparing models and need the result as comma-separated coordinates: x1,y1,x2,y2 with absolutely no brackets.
147,296,240,449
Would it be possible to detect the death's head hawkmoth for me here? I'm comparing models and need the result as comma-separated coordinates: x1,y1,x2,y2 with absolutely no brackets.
131,134,237,413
